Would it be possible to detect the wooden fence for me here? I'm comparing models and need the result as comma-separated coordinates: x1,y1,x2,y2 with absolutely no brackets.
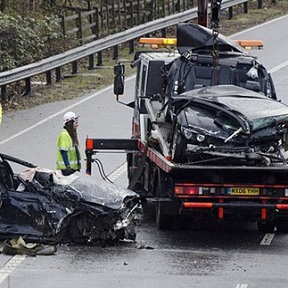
60,0,196,45
60,0,277,45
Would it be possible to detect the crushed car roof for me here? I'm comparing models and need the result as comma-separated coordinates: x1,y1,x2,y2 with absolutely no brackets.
177,85,288,121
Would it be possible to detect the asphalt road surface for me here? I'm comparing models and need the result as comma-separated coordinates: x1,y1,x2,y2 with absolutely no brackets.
1,15,288,288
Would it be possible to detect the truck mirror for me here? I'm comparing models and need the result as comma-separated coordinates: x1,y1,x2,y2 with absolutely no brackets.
114,63,125,96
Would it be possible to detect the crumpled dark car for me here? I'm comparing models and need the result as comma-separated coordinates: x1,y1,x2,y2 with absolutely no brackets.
169,85,288,166
0,153,142,244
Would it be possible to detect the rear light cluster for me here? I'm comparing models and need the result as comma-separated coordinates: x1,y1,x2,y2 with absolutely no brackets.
174,184,288,197
174,184,213,195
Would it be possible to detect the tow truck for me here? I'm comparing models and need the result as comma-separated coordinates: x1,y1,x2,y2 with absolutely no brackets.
85,1,288,232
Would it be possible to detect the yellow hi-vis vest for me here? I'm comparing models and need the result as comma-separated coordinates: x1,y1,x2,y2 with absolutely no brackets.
56,128,80,170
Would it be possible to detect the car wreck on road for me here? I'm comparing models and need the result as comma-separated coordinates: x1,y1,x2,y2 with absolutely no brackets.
0,153,142,245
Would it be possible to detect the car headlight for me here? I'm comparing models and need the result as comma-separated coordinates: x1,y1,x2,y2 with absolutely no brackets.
181,127,205,142
181,127,194,140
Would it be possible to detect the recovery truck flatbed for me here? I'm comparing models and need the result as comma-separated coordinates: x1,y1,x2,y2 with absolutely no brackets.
86,20,288,232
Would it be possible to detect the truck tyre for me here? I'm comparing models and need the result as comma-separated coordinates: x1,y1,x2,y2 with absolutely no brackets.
257,220,275,233
276,218,288,233
155,170,172,230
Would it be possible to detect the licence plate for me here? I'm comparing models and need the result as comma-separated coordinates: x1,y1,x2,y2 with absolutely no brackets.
228,187,260,196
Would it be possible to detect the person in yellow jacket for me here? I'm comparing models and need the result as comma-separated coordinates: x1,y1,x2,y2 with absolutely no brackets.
56,111,81,176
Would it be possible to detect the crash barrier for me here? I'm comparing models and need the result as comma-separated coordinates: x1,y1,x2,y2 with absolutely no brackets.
0,0,276,101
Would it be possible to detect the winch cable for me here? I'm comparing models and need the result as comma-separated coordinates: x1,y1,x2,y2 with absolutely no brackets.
211,0,222,85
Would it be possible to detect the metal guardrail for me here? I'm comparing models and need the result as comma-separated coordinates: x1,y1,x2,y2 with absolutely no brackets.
0,0,248,100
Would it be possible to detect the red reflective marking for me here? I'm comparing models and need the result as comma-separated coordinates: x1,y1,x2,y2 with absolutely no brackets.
218,199,224,219
183,202,213,209
276,204,288,210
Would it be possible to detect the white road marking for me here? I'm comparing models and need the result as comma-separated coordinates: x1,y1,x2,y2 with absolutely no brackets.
269,60,288,74
108,162,127,182
0,255,26,284
260,233,275,245
236,284,248,288
0,75,135,146
231,14,288,37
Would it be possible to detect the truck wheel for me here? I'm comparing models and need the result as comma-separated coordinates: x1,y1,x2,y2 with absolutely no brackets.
276,218,288,233
257,220,275,233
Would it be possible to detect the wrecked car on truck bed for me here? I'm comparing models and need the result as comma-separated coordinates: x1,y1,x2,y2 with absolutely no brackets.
167,84,288,165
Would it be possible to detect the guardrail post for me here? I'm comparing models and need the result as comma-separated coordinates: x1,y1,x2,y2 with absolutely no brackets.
244,1,248,13
97,51,103,66
1,85,7,101
229,7,233,19
129,39,134,54
113,46,119,60
24,78,31,96
46,71,52,85
88,54,95,70
56,67,62,82
72,61,78,74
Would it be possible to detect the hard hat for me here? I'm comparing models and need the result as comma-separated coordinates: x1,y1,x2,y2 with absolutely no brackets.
63,111,78,124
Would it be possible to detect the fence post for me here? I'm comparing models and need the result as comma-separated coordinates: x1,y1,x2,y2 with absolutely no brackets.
77,11,83,45
60,15,66,37
94,8,99,39
258,0,262,9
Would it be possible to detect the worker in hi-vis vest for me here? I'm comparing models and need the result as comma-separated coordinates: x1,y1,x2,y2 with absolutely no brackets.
56,111,81,176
